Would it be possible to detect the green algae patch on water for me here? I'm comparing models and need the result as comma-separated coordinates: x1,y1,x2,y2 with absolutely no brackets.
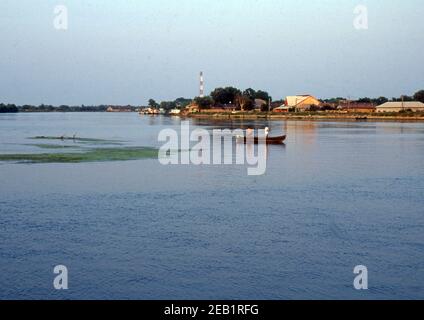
0,147,158,164
25,144,79,150
30,136,125,145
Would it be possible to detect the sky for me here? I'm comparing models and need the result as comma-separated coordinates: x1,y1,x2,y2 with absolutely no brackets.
0,0,423,105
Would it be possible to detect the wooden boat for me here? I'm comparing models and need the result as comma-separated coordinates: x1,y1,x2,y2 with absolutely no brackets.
238,135,286,145
356,116,368,121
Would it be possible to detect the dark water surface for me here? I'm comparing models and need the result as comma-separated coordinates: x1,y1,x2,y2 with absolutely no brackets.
0,113,423,299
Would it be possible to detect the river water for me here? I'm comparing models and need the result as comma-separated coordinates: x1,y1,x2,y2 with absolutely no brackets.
0,112,423,299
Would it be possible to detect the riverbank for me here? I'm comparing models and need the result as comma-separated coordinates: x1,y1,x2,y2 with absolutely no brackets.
186,112,424,122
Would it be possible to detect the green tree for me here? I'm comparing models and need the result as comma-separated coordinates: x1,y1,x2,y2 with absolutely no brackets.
242,88,270,102
358,97,372,103
236,94,254,111
174,97,192,108
243,88,256,100
413,90,424,103
211,87,241,105
255,90,270,101
0,103,18,113
324,97,345,104
194,96,213,110
392,95,414,102
373,97,388,105
160,101,177,111
210,88,227,104
148,99,159,108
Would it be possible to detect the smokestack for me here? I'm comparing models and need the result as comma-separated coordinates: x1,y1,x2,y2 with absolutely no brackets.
199,72,204,98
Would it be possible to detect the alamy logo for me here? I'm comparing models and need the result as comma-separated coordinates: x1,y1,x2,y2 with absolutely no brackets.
158,121,268,176
53,265,69,290
353,265,368,290
353,5,369,30
53,5,68,30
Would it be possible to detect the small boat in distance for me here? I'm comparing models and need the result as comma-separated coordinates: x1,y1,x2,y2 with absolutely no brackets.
237,135,286,145
356,116,368,121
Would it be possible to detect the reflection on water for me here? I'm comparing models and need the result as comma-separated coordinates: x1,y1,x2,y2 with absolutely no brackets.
285,121,317,146
0,113,424,300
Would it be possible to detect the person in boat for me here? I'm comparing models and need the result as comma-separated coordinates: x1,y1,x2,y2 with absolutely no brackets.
264,127,270,138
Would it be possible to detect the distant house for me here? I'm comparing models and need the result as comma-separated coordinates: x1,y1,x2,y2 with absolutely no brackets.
254,99,267,111
107,106,132,112
286,95,320,111
339,102,376,113
141,107,160,115
271,101,284,109
376,101,424,112
185,103,236,114
185,104,200,113
273,105,290,113
169,108,181,115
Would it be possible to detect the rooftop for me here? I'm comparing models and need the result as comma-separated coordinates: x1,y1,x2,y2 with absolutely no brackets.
377,101,424,108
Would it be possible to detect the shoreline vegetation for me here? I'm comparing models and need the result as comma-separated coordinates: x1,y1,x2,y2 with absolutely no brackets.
1,88,424,122
184,111,424,122
2,107,424,121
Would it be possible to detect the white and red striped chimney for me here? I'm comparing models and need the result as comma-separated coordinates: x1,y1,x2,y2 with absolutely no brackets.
199,71,205,98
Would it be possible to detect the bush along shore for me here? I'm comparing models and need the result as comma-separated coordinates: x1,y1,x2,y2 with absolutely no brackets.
185,111,424,122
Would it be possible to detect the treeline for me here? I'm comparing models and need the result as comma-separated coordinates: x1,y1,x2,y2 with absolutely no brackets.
0,104,111,113
193,87,271,111
3,90,423,114
154,87,424,111
199,87,271,111
148,87,272,112
147,98,192,111
322,90,424,106
21,104,111,112
0,104,19,113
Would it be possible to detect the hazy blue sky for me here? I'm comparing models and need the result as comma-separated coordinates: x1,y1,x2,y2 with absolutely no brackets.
1,0,423,105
